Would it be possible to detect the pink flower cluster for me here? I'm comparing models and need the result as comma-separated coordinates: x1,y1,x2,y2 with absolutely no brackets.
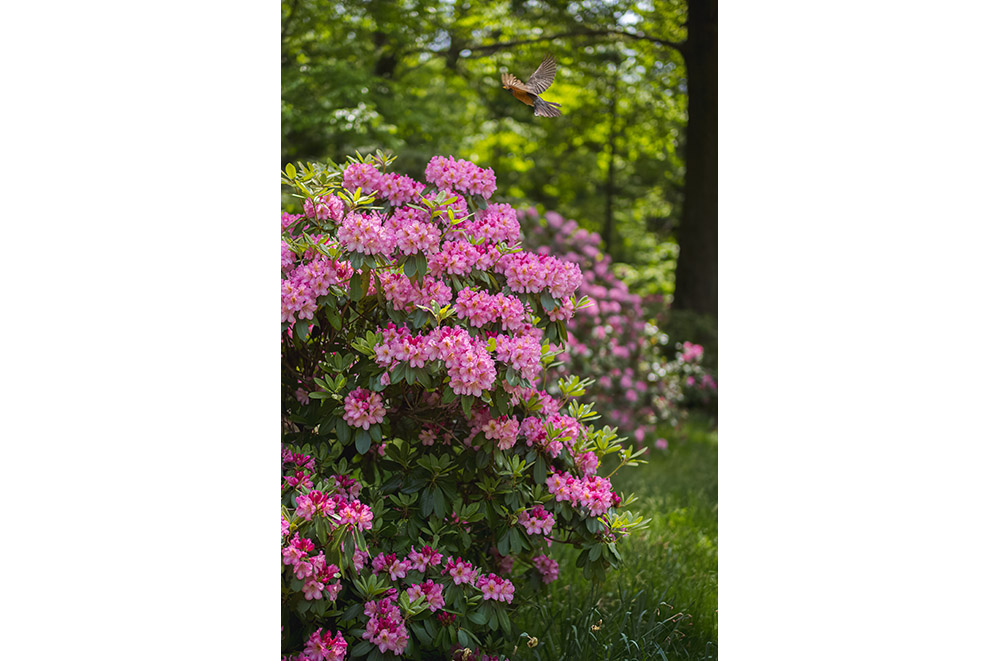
384,209,441,255
337,499,374,531
424,155,497,198
337,211,393,255
442,556,478,585
454,288,528,330
373,324,497,397
281,256,351,323
379,273,452,312
282,534,342,601
302,194,345,222
343,388,386,430
372,553,412,581
476,573,515,603
680,341,704,363
493,333,543,381
480,413,520,450
405,580,446,612
546,471,619,516
342,162,384,194
303,629,348,661
460,203,520,244
378,172,425,205
532,555,559,584
518,505,555,536
362,597,409,655
408,545,444,571
498,251,583,299
428,240,501,277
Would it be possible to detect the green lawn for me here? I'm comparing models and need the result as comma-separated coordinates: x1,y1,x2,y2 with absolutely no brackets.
513,417,719,660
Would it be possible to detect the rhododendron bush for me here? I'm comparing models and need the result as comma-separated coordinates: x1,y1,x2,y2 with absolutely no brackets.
518,209,718,446
281,152,648,661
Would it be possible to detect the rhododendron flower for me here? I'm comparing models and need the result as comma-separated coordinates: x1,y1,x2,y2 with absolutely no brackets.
518,505,555,535
442,556,478,585
406,580,446,612
476,573,515,603
303,629,348,661
338,500,373,531
343,388,386,430
533,555,559,584
407,545,443,572
424,155,497,198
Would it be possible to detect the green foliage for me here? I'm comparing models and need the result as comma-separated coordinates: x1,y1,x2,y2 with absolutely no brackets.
281,0,689,269
512,417,718,660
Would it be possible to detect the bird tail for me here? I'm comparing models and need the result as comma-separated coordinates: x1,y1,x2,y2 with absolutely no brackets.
533,97,562,118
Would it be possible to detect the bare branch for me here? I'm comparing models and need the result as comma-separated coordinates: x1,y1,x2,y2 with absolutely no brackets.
452,28,686,58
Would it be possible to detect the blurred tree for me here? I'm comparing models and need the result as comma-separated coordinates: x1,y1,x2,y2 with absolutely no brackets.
281,0,715,318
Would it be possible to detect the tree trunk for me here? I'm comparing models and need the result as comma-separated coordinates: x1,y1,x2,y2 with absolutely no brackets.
672,0,718,318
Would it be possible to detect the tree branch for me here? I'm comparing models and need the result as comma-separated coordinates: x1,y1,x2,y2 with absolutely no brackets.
454,28,686,57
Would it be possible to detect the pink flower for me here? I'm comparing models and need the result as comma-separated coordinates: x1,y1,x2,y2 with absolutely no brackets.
476,573,515,603
343,388,386,430
303,629,348,661
533,555,559,584
442,556,478,585
407,545,443,572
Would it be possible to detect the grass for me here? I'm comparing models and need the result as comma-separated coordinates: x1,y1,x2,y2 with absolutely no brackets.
512,416,718,660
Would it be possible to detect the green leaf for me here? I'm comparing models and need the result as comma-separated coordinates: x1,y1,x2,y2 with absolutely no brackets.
349,270,369,301
355,429,371,454
533,457,547,485
295,319,310,342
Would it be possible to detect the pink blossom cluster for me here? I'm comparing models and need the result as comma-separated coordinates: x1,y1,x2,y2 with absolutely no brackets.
476,573,515,603
461,203,520,244
497,251,583,299
546,471,619,516
337,499,374,531
302,629,348,661
384,210,442,255
379,272,452,312
442,556,478,585
343,388,386,430
378,172,425,205
362,597,409,655
454,288,528,330
281,256,350,323
337,211,393,255
518,505,555,536
392,325,495,397
372,553,412,581
282,534,342,601
680,341,704,362
295,490,343,521
479,413,520,450
428,240,501,277
493,333,543,381
424,155,497,198
532,555,559,584
302,194,345,222
342,162,384,194
408,545,444,571
405,580,446,612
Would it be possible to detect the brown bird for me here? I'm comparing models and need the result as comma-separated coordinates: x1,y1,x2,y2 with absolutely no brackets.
501,55,562,118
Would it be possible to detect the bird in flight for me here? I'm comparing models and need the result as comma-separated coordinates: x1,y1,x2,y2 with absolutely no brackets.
501,55,562,118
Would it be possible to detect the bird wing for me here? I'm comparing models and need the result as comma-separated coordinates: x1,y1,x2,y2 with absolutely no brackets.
501,72,529,92
525,55,557,94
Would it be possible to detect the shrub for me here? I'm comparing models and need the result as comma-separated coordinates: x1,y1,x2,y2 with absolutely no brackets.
517,210,717,448
281,152,648,661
